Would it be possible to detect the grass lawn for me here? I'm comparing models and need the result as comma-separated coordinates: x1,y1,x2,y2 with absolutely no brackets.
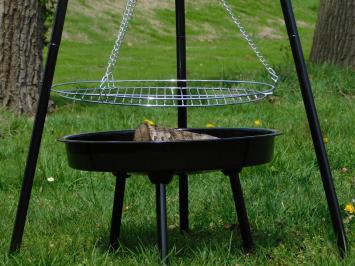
0,0,354,265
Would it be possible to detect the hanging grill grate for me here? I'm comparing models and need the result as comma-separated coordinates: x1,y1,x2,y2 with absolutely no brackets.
52,79,274,107
52,0,279,107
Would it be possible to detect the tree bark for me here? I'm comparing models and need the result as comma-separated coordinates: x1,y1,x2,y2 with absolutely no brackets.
310,0,355,68
0,0,43,115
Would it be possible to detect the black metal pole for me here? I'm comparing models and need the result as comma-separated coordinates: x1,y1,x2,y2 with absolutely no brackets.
9,0,68,253
109,174,127,249
280,0,347,257
175,0,187,127
179,173,189,232
175,0,189,233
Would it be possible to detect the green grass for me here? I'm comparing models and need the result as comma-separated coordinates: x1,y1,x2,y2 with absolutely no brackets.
1,0,354,265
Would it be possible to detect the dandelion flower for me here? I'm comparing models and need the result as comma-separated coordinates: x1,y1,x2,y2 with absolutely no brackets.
323,136,329,144
47,177,55,182
206,122,216,128
341,167,348,173
144,119,155,126
344,203,354,214
254,119,262,126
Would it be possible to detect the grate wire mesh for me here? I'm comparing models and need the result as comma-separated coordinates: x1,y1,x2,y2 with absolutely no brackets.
52,80,274,107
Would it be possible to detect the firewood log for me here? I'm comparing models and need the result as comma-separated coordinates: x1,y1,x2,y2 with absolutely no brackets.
133,123,218,141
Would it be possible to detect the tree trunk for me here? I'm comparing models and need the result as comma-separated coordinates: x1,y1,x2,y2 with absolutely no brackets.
310,0,355,68
0,0,43,115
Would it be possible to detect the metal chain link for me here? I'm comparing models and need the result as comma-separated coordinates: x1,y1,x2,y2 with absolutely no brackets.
219,0,279,83
100,0,137,87
100,0,278,86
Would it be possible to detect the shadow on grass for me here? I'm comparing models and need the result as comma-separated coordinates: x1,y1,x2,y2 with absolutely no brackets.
94,220,288,260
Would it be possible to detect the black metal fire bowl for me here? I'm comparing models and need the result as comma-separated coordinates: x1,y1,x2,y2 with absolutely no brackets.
59,128,280,173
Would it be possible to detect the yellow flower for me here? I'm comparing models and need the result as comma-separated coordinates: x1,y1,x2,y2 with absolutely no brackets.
323,137,329,144
144,119,155,126
344,203,355,214
206,122,216,128
254,119,262,126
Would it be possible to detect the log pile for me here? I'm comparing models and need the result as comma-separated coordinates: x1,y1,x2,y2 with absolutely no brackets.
134,123,218,142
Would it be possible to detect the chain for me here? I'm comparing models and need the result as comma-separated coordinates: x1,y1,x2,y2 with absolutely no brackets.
219,0,279,83
100,0,278,85
100,0,137,87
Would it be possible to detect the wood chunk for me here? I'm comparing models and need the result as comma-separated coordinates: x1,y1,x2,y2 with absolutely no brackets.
133,123,218,142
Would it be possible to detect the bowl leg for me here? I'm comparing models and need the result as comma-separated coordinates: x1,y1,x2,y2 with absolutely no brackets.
224,170,253,252
156,183,169,264
109,173,128,249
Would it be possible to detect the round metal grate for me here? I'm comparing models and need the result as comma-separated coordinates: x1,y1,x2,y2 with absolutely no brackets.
52,79,275,107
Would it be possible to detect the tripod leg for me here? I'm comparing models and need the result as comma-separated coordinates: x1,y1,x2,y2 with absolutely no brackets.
280,0,347,257
9,0,69,253
179,173,189,232
227,171,253,252
109,173,127,249
156,183,169,264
